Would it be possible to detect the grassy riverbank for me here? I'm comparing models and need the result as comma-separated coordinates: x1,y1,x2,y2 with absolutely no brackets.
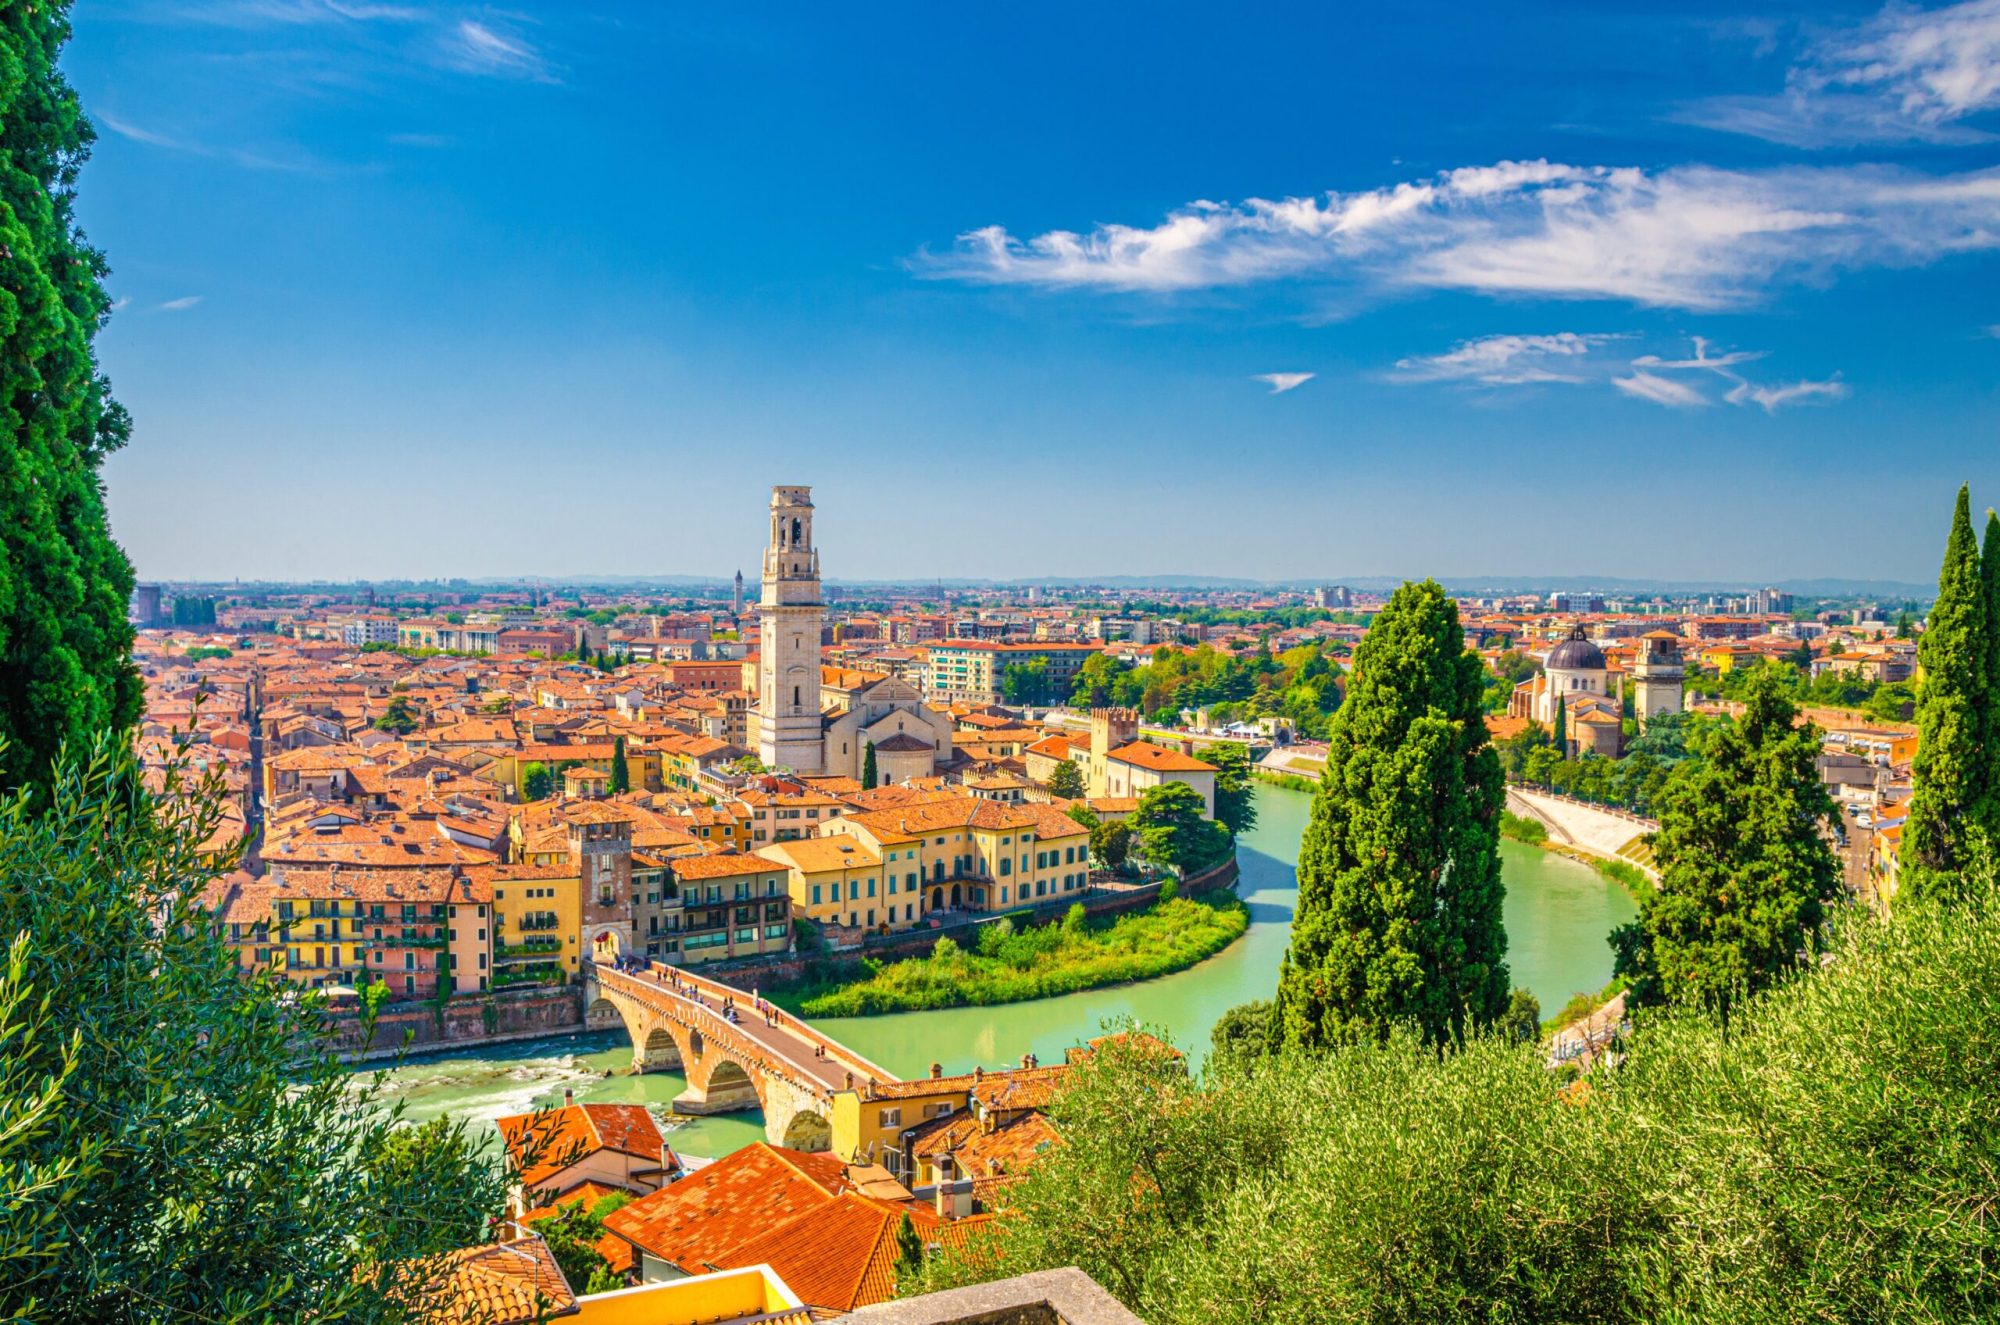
779,894,1250,1018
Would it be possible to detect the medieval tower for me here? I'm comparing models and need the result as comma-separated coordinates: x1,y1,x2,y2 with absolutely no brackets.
756,485,827,773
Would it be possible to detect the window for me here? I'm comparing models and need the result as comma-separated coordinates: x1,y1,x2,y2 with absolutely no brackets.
879,1107,902,1127
866,878,876,897
734,927,757,944
812,884,822,906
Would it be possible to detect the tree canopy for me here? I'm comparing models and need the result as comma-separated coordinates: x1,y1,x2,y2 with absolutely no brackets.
0,3,142,795
1903,485,1991,897
1275,579,1507,1049
0,740,511,1320
1612,668,1839,1014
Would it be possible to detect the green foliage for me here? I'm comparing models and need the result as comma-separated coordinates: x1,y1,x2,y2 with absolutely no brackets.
1046,757,1085,800
169,597,217,627
373,694,418,735
360,1117,509,1261
1276,580,1508,1050
861,740,878,790
537,1190,634,1296
1495,987,1541,1043
893,1213,927,1293
1068,642,1345,739
183,645,232,661
521,761,554,801
0,8,141,796
0,739,512,1320
917,883,2000,1322
1130,781,1229,876
1497,810,1547,844
609,735,630,794
1089,817,1132,872
1000,657,1054,707
1156,875,1179,904
787,896,1249,1017
1902,486,1991,898
1204,740,1257,838
1208,998,1277,1064
1481,649,1540,713
1612,669,1838,1016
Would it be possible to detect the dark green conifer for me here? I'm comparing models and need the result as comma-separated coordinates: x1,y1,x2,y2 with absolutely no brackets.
1275,580,1507,1048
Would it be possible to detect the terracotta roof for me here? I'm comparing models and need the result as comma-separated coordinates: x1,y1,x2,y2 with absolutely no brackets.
601,1143,851,1271
497,1103,667,1188
1105,740,1215,773
399,1234,576,1324
669,852,778,881
756,838,882,873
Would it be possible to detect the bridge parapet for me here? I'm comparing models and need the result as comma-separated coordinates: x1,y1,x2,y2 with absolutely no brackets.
583,959,903,1151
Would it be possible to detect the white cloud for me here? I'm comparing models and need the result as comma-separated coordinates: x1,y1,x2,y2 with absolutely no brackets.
1252,372,1315,394
1685,0,2000,146
916,159,2000,310
157,296,203,312
1390,332,1847,413
443,19,554,81
1725,378,1850,412
1614,371,1711,408
97,113,203,153
1392,332,1612,384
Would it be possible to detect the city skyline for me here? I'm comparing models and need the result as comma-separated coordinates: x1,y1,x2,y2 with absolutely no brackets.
73,1,2000,582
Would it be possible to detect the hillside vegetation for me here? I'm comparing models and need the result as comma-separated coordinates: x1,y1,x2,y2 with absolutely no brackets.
912,881,2000,1323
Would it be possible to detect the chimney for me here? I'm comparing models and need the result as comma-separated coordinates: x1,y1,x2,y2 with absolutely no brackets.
930,1062,942,1079
562,1088,573,1107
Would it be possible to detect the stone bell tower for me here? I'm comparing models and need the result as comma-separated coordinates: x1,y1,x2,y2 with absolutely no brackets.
756,486,826,773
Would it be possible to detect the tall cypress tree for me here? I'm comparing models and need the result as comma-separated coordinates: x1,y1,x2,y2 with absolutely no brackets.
1903,486,1989,899
1552,693,1568,757
0,5,139,794
1274,579,1507,1049
1612,668,1839,1015
609,734,630,794
862,740,878,790
1983,509,2000,833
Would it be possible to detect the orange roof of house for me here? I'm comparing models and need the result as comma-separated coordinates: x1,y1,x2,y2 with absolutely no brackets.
600,1143,851,1271
669,851,778,881
399,1234,576,1324
496,1103,665,1188
1105,740,1216,773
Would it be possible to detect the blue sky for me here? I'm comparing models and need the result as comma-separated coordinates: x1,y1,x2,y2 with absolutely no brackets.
72,1,2000,585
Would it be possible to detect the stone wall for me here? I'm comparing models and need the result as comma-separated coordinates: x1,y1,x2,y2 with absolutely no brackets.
330,986,585,1061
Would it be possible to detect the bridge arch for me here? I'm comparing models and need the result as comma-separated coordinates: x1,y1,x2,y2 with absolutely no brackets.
780,1108,832,1152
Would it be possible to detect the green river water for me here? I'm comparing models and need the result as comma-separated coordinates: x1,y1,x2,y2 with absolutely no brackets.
361,784,1635,1158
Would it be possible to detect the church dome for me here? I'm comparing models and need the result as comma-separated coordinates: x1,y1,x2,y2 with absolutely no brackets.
1546,628,1606,672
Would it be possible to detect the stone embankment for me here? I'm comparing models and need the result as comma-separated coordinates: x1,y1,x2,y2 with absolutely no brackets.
1506,787,1659,878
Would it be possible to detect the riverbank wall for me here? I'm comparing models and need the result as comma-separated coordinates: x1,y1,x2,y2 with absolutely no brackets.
330,987,584,1062
1506,786,1659,879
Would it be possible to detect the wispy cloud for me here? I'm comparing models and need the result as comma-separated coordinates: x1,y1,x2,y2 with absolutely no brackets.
1725,378,1850,412
915,159,2000,311
1683,0,2000,147
1392,332,1613,385
442,18,555,82
1393,333,1846,412
387,131,454,148
1252,372,1315,394
1614,371,1711,408
175,1,422,26
97,113,204,153
157,296,204,312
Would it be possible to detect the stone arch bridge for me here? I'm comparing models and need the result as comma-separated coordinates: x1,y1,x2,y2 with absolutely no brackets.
583,960,900,1152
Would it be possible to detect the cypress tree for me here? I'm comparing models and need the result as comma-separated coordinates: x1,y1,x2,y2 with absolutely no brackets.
1903,486,1989,898
609,734,630,794
0,5,140,794
1983,509,2000,831
862,740,878,790
1612,667,1839,1015
1552,693,1568,757
1274,579,1507,1048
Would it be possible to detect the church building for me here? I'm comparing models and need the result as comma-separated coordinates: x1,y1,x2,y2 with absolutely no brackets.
750,486,952,780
